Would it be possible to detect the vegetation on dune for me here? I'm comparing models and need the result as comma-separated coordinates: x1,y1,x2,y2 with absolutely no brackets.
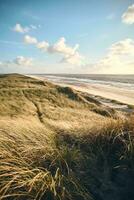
0,74,118,119
127,104,134,109
0,74,133,200
0,115,134,200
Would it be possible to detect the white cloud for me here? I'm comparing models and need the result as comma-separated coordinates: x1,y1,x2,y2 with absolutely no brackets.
24,36,83,65
48,37,82,65
13,24,30,33
109,38,134,56
83,38,134,74
49,37,79,55
0,56,33,67
60,52,83,65
13,23,40,34
24,35,38,44
122,4,134,24
14,56,33,66
98,39,134,73
37,41,49,51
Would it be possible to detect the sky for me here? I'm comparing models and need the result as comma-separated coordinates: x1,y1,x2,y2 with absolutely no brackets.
0,0,134,74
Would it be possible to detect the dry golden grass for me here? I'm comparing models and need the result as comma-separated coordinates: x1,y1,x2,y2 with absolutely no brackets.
0,74,133,200
0,115,133,200
0,117,93,200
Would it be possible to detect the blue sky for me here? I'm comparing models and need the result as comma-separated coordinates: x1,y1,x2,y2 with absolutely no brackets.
0,0,134,74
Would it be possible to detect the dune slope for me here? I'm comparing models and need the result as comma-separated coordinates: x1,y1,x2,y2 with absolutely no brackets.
0,74,133,200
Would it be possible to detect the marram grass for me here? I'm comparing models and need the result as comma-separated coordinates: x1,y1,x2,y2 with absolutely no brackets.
0,116,133,200
0,74,133,200
0,128,92,200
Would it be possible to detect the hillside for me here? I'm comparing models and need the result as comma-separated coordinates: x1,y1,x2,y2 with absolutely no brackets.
0,74,133,200
0,74,118,133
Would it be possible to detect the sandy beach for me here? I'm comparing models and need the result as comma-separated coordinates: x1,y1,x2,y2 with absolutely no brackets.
30,75,134,106
62,83,134,106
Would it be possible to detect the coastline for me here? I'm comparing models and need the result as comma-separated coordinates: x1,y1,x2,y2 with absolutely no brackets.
28,75,134,112
60,82,134,105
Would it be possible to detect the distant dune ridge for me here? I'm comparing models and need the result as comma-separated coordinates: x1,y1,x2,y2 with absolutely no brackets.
0,74,133,200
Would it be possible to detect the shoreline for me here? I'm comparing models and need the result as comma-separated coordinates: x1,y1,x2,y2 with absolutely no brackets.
60,82,134,105
29,75,134,112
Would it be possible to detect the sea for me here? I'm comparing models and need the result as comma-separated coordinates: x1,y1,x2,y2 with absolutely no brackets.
34,74,134,91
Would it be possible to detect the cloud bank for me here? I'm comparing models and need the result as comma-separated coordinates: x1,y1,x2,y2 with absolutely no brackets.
24,35,83,65
85,38,134,74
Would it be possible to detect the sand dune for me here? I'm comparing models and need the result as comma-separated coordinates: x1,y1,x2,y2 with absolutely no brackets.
30,75,134,106
64,83,134,105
